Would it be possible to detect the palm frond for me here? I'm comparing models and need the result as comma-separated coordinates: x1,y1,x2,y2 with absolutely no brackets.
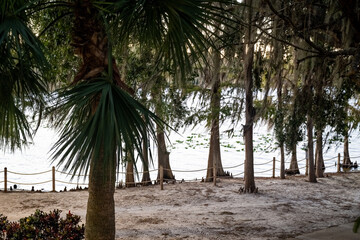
96,0,236,77
0,1,48,151
51,80,163,179
0,98,31,151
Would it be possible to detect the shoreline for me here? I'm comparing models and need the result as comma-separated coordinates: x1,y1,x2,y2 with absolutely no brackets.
0,172,359,239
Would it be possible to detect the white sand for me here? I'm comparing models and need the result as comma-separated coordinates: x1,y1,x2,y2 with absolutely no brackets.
1,172,359,239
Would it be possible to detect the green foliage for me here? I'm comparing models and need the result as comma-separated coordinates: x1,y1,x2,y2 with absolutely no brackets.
51,80,163,178
0,209,84,239
0,0,48,151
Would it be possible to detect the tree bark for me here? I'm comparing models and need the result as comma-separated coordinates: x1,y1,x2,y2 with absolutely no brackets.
288,143,300,174
206,48,226,181
278,78,285,179
315,130,324,178
206,117,226,181
307,116,317,183
156,127,175,181
243,0,256,193
86,148,116,240
125,150,135,188
343,133,351,166
141,132,152,185
72,1,118,239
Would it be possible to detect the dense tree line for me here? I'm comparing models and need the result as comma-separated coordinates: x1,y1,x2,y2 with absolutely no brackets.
1,0,359,239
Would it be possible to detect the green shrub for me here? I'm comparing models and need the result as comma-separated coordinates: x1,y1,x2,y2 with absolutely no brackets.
0,209,84,239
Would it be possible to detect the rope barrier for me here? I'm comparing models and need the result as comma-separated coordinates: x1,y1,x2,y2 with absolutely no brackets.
254,159,273,166
232,172,244,177
117,169,158,175
7,170,52,175
223,163,245,169
254,168,273,174
323,156,337,161
171,168,208,173
7,180,52,185
55,180,89,185
0,152,356,191
55,170,87,177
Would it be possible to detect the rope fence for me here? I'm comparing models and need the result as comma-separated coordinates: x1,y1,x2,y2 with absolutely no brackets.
1,153,358,192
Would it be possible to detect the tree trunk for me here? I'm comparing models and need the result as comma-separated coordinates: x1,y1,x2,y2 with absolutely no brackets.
125,151,135,187
206,118,226,181
343,133,351,166
156,127,175,181
315,130,324,178
72,1,118,239
277,80,285,179
206,49,226,181
243,0,256,193
280,144,285,179
307,116,317,183
86,148,116,240
288,143,300,175
141,132,152,185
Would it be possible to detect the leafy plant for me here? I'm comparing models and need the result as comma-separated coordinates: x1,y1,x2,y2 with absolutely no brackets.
0,209,84,239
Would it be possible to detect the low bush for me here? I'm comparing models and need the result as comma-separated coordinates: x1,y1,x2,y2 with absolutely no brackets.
0,209,84,239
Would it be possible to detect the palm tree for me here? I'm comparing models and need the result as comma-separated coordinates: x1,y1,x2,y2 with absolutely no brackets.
1,0,233,239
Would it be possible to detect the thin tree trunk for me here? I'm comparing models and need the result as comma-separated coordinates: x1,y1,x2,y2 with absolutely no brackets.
243,0,256,192
141,132,152,185
206,118,226,181
307,116,317,183
343,133,351,166
206,49,225,181
278,76,285,179
280,144,285,179
125,151,135,187
315,130,324,178
156,127,175,181
288,144,299,174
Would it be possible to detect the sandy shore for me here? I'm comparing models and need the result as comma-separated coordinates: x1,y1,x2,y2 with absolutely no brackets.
1,172,359,239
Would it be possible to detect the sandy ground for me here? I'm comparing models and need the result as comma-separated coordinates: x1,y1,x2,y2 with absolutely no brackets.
0,172,359,240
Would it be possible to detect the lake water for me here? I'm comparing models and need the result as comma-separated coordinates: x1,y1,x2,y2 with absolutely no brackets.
1,122,359,191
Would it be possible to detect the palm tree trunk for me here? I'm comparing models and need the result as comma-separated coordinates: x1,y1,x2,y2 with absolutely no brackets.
86,148,116,240
72,1,118,239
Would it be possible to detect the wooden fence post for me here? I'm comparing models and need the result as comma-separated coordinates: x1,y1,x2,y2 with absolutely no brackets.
160,165,164,190
4,167,7,193
52,166,56,192
337,153,341,173
272,157,275,178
